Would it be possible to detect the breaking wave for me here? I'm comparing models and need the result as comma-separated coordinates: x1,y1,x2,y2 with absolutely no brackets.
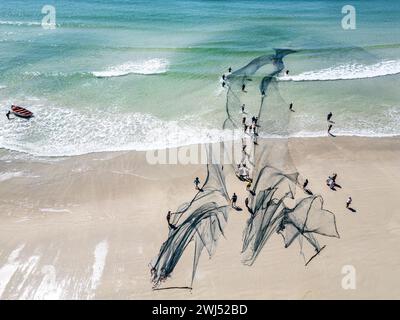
280,60,400,82
92,58,169,78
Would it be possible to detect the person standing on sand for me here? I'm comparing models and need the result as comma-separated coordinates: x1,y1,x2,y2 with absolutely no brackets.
346,197,352,208
231,193,238,208
242,84,246,92
289,102,294,112
6,111,11,120
194,177,200,190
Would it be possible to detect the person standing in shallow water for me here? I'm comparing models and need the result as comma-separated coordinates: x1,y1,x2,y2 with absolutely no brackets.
228,67,232,73
327,112,333,122
289,102,294,112
328,124,333,136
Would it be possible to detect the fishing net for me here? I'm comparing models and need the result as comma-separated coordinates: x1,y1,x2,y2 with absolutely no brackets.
150,162,230,289
150,49,339,289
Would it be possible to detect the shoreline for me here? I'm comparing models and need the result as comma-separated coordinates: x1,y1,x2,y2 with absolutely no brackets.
1,134,400,160
0,135,400,299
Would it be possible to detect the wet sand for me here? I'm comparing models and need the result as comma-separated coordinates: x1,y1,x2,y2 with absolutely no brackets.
0,136,400,299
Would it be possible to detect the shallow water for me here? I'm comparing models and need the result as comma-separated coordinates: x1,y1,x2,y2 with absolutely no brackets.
0,0,399,156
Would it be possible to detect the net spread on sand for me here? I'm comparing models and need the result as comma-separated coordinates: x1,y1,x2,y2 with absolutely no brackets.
150,49,339,289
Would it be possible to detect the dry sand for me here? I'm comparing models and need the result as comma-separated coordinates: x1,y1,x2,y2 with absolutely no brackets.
0,136,399,299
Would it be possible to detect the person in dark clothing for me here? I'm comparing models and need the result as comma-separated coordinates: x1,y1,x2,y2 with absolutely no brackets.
346,197,352,209
231,193,238,208
303,179,309,189
327,112,333,122
289,102,295,112
228,67,232,73
242,84,246,92
194,177,200,190
6,111,11,120
286,70,290,75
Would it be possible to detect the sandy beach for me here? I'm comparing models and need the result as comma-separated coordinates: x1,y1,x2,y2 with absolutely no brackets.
0,136,399,299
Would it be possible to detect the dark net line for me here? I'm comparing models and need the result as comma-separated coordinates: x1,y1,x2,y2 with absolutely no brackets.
222,49,339,266
150,161,230,289
150,49,339,289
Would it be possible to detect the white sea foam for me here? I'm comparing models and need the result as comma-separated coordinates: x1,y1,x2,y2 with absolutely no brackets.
92,58,168,78
0,20,41,27
0,94,399,157
0,99,242,157
280,60,400,82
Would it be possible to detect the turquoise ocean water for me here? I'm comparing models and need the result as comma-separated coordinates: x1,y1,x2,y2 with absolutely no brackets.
0,0,399,156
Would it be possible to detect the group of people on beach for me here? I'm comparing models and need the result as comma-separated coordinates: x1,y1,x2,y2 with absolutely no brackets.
241,113,259,145
302,172,354,211
221,67,232,88
165,65,354,230
288,104,335,137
